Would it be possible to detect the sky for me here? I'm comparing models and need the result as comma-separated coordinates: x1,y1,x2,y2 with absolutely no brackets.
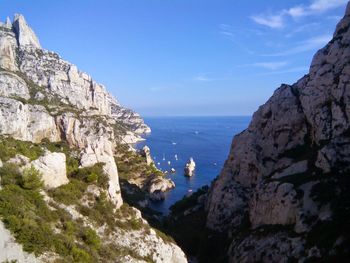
0,0,348,116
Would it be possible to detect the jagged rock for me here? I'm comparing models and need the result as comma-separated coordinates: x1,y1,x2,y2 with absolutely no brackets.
205,3,350,261
140,145,153,165
12,14,41,49
184,158,195,177
28,151,68,189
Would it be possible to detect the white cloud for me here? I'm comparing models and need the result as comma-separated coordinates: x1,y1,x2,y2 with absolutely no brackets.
263,34,332,56
286,6,307,18
251,0,348,28
251,61,288,70
251,14,284,29
309,0,348,12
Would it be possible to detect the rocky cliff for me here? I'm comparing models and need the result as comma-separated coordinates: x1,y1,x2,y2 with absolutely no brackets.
0,14,187,263
206,3,350,262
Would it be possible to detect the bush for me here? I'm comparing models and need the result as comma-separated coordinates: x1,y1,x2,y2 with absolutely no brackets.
20,166,43,190
81,228,101,250
0,137,44,161
0,163,22,186
50,179,87,205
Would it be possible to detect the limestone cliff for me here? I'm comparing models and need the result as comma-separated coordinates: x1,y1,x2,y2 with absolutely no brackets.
0,14,186,263
206,3,350,262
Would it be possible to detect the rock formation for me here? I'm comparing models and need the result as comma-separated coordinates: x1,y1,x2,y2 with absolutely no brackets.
0,14,187,263
184,158,195,177
0,14,151,208
28,151,68,189
205,3,350,262
140,145,154,165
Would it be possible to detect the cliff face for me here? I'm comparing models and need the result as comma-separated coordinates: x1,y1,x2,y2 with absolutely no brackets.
206,4,350,262
0,14,151,207
0,14,187,263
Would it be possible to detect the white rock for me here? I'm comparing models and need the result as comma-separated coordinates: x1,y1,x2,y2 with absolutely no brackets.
0,71,30,100
28,151,68,189
13,14,41,48
140,145,153,165
184,158,195,177
0,30,18,71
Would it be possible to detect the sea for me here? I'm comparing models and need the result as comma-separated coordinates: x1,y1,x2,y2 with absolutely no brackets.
136,116,251,214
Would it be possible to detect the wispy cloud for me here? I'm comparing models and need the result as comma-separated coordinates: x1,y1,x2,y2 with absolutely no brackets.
251,0,348,28
251,61,288,70
251,14,284,29
192,73,230,82
257,66,309,76
263,34,332,56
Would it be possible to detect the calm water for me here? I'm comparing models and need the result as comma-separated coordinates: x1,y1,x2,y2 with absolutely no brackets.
136,116,251,214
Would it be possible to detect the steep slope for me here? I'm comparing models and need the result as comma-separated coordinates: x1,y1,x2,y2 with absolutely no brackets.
206,3,350,262
0,14,186,263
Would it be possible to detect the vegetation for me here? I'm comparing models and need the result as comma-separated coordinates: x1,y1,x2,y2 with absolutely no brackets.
0,137,44,161
0,137,158,262
115,143,163,181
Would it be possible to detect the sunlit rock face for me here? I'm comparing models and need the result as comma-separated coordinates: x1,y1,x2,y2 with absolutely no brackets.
0,14,188,263
0,14,152,208
206,3,350,262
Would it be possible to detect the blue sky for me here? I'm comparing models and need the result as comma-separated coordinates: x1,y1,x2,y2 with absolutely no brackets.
0,0,348,116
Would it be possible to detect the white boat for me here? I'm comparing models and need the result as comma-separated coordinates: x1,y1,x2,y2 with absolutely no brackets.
174,154,178,161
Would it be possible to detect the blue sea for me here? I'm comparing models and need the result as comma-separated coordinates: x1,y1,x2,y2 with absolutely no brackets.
136,116,251,214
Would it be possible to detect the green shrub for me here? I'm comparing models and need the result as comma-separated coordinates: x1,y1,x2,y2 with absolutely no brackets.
20,166,43,190
81,228,101,250
71,246,91,262
50,179,87,205
0,137,43,161
0,163,22,186
69,163,109,189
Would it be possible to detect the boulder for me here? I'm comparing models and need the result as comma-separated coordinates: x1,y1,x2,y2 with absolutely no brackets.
29,151,68,189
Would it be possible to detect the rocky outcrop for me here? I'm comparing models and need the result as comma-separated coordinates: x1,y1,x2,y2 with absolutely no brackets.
13,14,41,49
140,145,153,165
206,3,350,262
184,158,195,177
28,151,68,189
